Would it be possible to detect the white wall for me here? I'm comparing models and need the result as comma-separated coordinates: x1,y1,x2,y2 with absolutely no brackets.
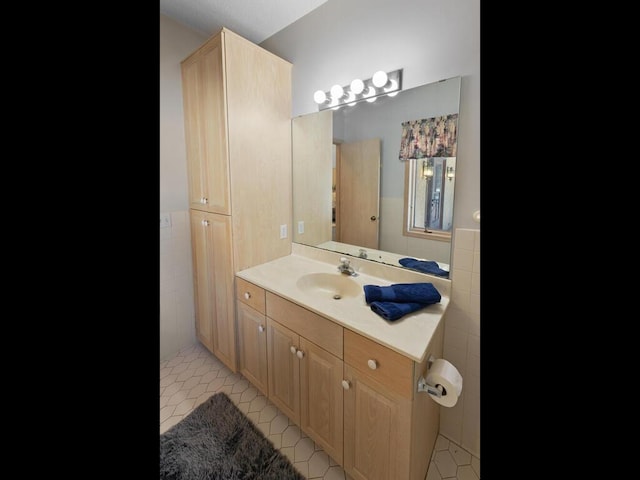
261,0,480,457
160,14,207,213
160,15,207,360
261,0,479,231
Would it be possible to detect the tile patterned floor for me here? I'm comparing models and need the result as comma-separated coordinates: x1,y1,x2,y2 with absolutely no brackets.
160,342,480,479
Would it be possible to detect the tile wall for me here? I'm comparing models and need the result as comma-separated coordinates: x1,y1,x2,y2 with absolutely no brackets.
439,228,480,457
160,210,196,361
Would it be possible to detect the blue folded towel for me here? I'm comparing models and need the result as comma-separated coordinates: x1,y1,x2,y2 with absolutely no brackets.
399,257,449,277
369,301,427,322
364,283,441,305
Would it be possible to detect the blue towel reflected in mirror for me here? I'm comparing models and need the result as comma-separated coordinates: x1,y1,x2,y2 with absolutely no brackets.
399,258,449,278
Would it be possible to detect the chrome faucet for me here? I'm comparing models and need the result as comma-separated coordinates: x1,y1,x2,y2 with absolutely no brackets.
338,257,357,276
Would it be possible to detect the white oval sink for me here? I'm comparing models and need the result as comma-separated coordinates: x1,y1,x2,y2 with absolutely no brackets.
296,272,362,300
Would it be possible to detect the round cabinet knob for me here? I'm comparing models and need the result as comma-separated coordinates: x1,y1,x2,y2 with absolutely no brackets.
258,325,264,333
290,346,297,355
201,220,209,226
200,197,206,204
341,380,351,390
367,359,378,370
203,197,208,204
370,215,377,221
244,292,251,300
296,350,304,359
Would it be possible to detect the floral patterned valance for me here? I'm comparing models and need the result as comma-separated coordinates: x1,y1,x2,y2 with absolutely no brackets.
398,113,458,160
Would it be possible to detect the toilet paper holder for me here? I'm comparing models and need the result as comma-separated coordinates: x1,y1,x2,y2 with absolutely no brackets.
417,355,444,397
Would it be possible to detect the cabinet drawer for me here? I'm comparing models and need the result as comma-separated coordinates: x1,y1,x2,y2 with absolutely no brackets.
344,329,414,398
266,291,343,359
236,278,266,314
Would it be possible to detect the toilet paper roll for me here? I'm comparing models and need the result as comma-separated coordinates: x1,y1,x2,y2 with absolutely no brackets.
426,358,463,407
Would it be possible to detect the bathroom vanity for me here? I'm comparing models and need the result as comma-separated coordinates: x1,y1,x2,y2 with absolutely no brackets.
235,244,450,480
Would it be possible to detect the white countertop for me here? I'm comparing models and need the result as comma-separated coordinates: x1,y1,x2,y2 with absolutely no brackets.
236,252,449,363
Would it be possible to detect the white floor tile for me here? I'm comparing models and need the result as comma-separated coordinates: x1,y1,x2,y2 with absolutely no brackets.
282,425,302,447
426,461,443,480
471,455,480,477
270,413,289,434
294,437,315,462
435,434,451,451
308,450,330,478
434,450,458,478
456,465,479,480
323,465,346,480
449,442,472,465
160,342,479,480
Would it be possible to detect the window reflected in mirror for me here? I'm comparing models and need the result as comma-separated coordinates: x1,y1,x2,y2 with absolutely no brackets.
403,157,456,242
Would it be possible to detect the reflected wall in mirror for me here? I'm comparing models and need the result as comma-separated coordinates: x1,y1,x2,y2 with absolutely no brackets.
292,76,461,279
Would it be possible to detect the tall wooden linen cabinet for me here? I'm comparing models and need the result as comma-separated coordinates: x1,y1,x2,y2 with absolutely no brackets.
181,28,292,371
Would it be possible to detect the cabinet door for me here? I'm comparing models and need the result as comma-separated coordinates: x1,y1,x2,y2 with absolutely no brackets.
190,210,214,352
189,210,236,371
237,301,268,396
343,364,412,480
266,317,300,424
207,213,235,371
181,35,230,214
182,55,207,211
199,37,230,214
299,337,344,465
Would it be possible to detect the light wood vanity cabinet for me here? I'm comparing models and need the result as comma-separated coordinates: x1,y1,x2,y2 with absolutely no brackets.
190,210,234,367
343,364,412,480
266,291,345,464
343,330,415,480
236,278,268,396
265,318,300,420
182,28,292,371
343,328,444,480
236,278,443,480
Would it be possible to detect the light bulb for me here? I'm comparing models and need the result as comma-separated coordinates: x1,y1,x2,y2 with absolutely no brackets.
350,78,364,94
372,70,388,88
363,86,376,102
313,90,327,104
345,91,356,104
330,84,344,99
384,79,399,97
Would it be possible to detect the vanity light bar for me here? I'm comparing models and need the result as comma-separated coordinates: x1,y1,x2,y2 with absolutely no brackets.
313,69,403,111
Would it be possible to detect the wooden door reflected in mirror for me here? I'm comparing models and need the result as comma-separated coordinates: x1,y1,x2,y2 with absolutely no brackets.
334,139,380,249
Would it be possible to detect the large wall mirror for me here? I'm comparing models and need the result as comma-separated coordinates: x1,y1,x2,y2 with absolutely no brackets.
292,76,461,279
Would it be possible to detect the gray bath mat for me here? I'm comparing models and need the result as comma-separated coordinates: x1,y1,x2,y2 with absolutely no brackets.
160,392,304,479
